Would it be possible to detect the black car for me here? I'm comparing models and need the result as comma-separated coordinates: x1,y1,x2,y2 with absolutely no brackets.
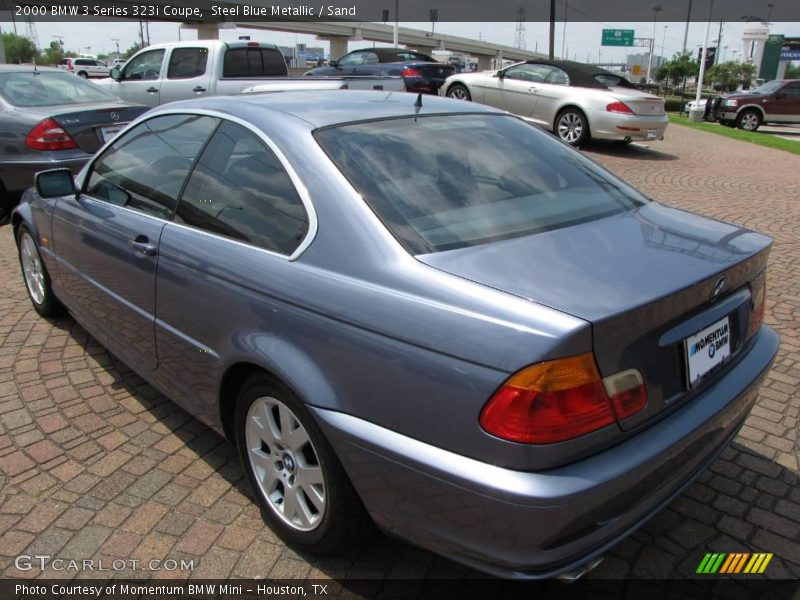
305,48,455,94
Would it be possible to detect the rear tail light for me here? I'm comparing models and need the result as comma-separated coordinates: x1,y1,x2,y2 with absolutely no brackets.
748,279,766,339
606,101,634,114
401,67,423,78
480,353,647,444
25,118,78,151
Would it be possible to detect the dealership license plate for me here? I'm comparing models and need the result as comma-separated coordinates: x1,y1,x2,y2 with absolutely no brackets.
100,124,127,142
646,129,658,140
685,316,731,388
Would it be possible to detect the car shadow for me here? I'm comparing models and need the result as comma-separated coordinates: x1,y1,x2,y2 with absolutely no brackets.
32,314,800,587
583,140,679,161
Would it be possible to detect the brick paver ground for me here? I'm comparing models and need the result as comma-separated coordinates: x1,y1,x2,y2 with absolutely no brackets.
0,123,798,583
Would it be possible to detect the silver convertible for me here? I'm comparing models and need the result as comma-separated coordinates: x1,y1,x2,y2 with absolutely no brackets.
13,91,777,578
442,59,669,146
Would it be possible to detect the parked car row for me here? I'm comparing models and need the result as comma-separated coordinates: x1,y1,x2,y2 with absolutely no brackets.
9,75,777,580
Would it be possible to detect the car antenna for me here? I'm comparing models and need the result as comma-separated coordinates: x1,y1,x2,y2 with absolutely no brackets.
414,93,422,121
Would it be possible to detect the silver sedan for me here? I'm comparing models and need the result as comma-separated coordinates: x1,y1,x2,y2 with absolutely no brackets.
442,59,669,146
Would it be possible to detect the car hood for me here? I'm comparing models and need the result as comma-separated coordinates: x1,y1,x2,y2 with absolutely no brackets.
418,201,771,323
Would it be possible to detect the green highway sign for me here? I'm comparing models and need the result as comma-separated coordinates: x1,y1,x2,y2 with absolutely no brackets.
602,29,635,47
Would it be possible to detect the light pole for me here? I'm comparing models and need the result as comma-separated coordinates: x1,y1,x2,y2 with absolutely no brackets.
682,0,693,55
691,0,715,120
661,25,668,65
111,38,120,57
561,0,568,59
393,0,399,46
647,4,662,83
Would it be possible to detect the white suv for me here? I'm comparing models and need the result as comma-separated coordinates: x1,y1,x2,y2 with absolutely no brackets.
59,58,110,78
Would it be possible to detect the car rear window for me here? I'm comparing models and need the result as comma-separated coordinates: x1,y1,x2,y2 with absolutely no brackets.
315,114,648,254
594,74,635,88
0,71,117,107
223,48,287,77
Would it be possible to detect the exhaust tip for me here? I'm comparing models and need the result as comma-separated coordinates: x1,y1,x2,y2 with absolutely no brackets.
624,136,632,143
556,556,604,583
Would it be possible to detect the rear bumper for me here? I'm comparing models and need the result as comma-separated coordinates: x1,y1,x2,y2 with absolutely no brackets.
313,326,778,578
0,154,89,194
589,112,669,141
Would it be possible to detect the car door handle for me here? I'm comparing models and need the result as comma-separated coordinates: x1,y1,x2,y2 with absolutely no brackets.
130,236,157,257
146,87,158,94
528,87,538,93
192,86,207,93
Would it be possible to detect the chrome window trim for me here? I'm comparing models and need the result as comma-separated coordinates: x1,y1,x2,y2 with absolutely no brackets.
77,108,319,262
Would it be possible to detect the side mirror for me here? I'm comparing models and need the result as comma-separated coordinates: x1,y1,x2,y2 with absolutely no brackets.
328,60,339,68
495,70,505,79
110,67,121,81
35,169,76,199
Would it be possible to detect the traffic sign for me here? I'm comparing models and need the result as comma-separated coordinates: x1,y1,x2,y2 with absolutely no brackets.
632,64,642,76
602,29,635,47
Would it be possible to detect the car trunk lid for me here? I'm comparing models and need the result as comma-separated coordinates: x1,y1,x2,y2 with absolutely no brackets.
26,102,149,153
419,202,771,430
410,62,456,82
610,88,666,116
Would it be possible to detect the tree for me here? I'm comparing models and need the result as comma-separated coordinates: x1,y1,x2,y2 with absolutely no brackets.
706,61,757,92
122,42,142,59
786,62,800,79
2,32,39,64
654,53,700,88
41,41,65,66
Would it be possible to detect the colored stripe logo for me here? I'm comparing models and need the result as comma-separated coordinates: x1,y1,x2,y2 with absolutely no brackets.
696,552,773,574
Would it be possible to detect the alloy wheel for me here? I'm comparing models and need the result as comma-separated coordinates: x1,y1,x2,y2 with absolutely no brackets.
447,86,469,100
20,232,46,305
245,396,326,532
740,112,759,131
557,112,584,144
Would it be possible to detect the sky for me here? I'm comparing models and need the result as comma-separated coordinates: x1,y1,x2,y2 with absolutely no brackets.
1,15,798,65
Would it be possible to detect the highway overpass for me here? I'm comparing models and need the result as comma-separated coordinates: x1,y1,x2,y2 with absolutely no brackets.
184,20,546,69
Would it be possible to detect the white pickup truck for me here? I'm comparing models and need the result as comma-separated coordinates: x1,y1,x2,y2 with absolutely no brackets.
93,40,405,106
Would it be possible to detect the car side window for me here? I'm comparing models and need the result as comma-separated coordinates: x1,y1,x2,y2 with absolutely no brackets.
85,114,219,220
122,49,165,81
337,52,365,66
168,47,209,79
174,121,309,255
361,52,380,65
782,83,800,97
547,67,570,85
503,64,553,83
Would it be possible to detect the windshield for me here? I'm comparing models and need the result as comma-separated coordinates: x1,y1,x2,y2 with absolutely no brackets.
748,80,783,95
0,71,117,107
315,114,649,254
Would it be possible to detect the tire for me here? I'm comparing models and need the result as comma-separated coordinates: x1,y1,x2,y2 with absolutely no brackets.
16,225,64,318
555,108,590,146
446,83,471,101
736,109,761,132
77,71,88,78
235,374,370,554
